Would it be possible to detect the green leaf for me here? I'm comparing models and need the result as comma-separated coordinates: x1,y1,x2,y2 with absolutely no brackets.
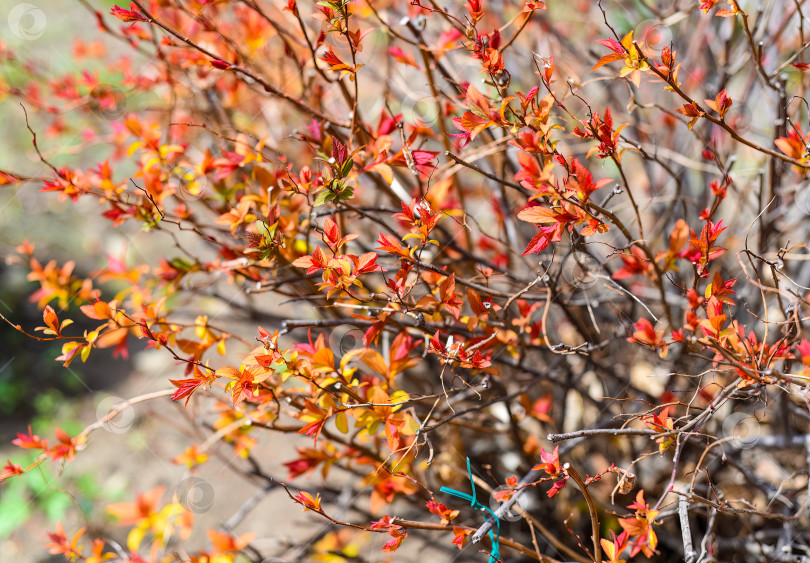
0,480,31,536
340,158,354,178
169,257,194,271
336,185,355,201
43,492,71,522
313,190,332,207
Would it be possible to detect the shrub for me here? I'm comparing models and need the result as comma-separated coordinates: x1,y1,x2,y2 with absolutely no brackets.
2,0,810,561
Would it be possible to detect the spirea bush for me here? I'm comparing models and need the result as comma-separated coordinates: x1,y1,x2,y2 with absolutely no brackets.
2,0,810,561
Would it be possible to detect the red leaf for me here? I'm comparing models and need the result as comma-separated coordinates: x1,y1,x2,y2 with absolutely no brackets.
12,425,47,450
381,529,407,552
388,46,420,68
110,3,147,22
210,58,231,70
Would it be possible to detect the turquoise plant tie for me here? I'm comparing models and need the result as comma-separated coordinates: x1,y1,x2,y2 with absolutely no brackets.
440,458,501,563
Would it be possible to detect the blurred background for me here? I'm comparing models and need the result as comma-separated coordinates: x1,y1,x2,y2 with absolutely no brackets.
0,2,278,560
0,2,174,559
0,4,436,560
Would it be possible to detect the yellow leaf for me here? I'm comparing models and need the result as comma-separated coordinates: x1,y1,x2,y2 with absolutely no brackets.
127,141,143,156
369,162,394,184
311,347,335,371
335,411,348,434
389,390,410,411
359,349,388,376
127,526,146,552
216,366,241,379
